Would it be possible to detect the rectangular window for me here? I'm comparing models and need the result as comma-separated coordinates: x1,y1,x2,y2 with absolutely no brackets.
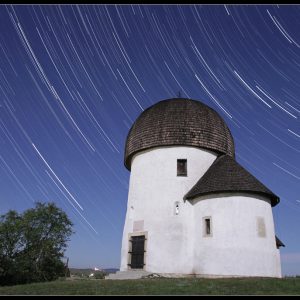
203,217,212,237
177,159,187,176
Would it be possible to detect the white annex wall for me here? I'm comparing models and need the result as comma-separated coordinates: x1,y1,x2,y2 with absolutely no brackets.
192,193,282,278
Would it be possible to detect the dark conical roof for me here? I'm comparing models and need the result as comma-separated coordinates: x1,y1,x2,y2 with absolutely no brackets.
184,155,279,206
125,98,235,170
275,236,285,248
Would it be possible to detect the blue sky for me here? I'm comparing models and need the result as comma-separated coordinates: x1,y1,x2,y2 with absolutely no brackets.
0,5,299,276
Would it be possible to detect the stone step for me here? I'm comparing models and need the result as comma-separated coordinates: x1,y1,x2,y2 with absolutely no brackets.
105,270,152,280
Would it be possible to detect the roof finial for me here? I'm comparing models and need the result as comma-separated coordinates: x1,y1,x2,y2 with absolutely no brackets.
177,91,182,98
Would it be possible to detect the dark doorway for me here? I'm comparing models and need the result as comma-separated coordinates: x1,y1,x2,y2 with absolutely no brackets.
129,235,145,269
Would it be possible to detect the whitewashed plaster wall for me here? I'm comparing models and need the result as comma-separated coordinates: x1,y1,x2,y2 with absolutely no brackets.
120,146,281,278
120,146,217,273
192,193,282,278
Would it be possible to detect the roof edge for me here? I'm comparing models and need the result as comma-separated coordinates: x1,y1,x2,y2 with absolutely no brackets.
275,235,285,248
125,145,225,171
184,190,280,207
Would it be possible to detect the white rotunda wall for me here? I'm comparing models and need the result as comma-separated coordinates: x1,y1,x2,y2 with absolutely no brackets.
120,146,218,273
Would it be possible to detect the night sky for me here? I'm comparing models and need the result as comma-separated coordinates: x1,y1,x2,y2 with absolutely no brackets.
0,5,299,275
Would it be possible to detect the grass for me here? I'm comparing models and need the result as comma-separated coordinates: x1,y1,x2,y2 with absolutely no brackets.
0,277,300,295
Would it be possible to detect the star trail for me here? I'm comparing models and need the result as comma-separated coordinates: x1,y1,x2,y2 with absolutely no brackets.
0,5,299,275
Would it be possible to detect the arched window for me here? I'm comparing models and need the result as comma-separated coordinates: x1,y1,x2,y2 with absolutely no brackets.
174,201,180,215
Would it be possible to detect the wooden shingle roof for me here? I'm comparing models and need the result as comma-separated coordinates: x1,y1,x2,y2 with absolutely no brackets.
184,155,279,206
125,98,235,170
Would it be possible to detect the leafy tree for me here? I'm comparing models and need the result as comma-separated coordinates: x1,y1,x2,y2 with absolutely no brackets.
0,202,73,286
0,210,24,285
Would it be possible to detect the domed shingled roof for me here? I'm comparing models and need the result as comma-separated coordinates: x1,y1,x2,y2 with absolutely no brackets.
124,98,235,170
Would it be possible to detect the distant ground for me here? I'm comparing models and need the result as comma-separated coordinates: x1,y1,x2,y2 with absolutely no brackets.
69,268,118,277
0,277,300,295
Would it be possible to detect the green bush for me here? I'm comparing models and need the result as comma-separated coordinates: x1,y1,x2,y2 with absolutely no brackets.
94,271,107,279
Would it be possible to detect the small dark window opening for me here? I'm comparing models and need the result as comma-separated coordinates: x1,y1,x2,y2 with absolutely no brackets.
205,218,211,236
177,159,187,176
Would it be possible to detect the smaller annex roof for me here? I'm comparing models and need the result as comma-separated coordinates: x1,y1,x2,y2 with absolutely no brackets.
184,155,279,207
275,236,285,248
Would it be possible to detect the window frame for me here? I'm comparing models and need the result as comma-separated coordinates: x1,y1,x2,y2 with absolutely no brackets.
177,159,187,177
256,217,266,238
203,216,212,237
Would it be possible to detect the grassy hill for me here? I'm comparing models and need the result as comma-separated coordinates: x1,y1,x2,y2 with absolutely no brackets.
0,277,300,295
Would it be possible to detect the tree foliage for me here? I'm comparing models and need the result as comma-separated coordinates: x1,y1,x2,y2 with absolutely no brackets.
0,202,73,286
94,271,107,279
